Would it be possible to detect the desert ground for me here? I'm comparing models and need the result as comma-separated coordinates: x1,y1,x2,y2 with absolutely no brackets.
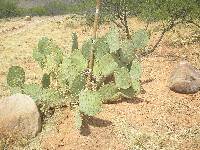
0,15,199,149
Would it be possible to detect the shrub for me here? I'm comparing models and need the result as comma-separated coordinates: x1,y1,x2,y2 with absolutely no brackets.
29,7,48,16
0,0,19,18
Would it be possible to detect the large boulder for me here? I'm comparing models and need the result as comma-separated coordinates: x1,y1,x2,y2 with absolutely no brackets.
169,60,200,94
0,94,41,140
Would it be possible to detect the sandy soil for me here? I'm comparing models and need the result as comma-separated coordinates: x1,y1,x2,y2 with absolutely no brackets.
0,15,199,150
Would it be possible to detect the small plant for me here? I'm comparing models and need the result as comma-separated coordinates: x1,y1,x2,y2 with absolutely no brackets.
6,0,149,130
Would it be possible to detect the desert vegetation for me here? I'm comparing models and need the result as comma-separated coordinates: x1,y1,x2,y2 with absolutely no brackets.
0,0,200,149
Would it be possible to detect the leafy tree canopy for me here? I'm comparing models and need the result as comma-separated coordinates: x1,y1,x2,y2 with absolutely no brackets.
102,0,200,22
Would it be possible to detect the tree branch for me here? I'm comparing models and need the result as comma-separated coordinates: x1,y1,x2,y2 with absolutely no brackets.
142,19,181,56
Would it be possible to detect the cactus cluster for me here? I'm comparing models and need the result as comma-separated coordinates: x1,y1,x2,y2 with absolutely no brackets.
72,27,148,128
6,27,148,129
88,27,147,100
6,38,63,116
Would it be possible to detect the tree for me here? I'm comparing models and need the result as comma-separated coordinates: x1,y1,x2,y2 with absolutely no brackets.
139,0,200,54
102,0,143,39
101,0,200,54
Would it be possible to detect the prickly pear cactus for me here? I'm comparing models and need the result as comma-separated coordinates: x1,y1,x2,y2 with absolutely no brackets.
72,32,78,51
94,53,118,77
9,86,22,94
98,83,118,103
79,89,102,116
6,26,148,130
114,67,132,89
33,37,63,74
22,84,43,101
75,108,82,129
106,27,120,53
7,66,25,87
132,29,149,49
42,73,50,89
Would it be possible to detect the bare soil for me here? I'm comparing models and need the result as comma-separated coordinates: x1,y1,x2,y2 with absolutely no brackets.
0,15,199,150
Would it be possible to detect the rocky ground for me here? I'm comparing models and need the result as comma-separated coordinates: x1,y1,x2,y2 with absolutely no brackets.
0,15,199,150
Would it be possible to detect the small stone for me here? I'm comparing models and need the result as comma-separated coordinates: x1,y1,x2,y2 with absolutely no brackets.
24,16,31,21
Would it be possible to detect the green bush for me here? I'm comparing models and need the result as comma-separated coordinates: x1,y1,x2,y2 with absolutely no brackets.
29,7,48,16
0,0,19,18
19,7,48,17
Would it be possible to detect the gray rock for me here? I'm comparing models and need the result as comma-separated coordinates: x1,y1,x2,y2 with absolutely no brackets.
169,60,200,94
0,94,41,140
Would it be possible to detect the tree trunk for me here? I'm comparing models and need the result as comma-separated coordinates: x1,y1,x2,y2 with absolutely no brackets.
86,0,101,90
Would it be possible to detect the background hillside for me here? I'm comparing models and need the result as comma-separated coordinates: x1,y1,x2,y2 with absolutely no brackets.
0,0,95,18
17,0,83,8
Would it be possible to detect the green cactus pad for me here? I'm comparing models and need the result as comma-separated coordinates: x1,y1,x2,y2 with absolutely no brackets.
119,86,136,98
99,83,118,103
75,108,82,129
79,89,102,116
58,58,78,85
7,66,25,87
114,67,132,89
32,49,46,68
41,88,60,105
45,54,58,73
132,29,149,49
9,87,22,95
119,39,135,64
72,32,78,51
38,37,52,55
130,59,141,80
71,50,87,72
42,73,50,89
98,53,118,76
82,38,92,60
94,37,110,61
69,74,86,97
22,84,43,101
34,37,63,71
106,27,120,53
131,80,140,94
